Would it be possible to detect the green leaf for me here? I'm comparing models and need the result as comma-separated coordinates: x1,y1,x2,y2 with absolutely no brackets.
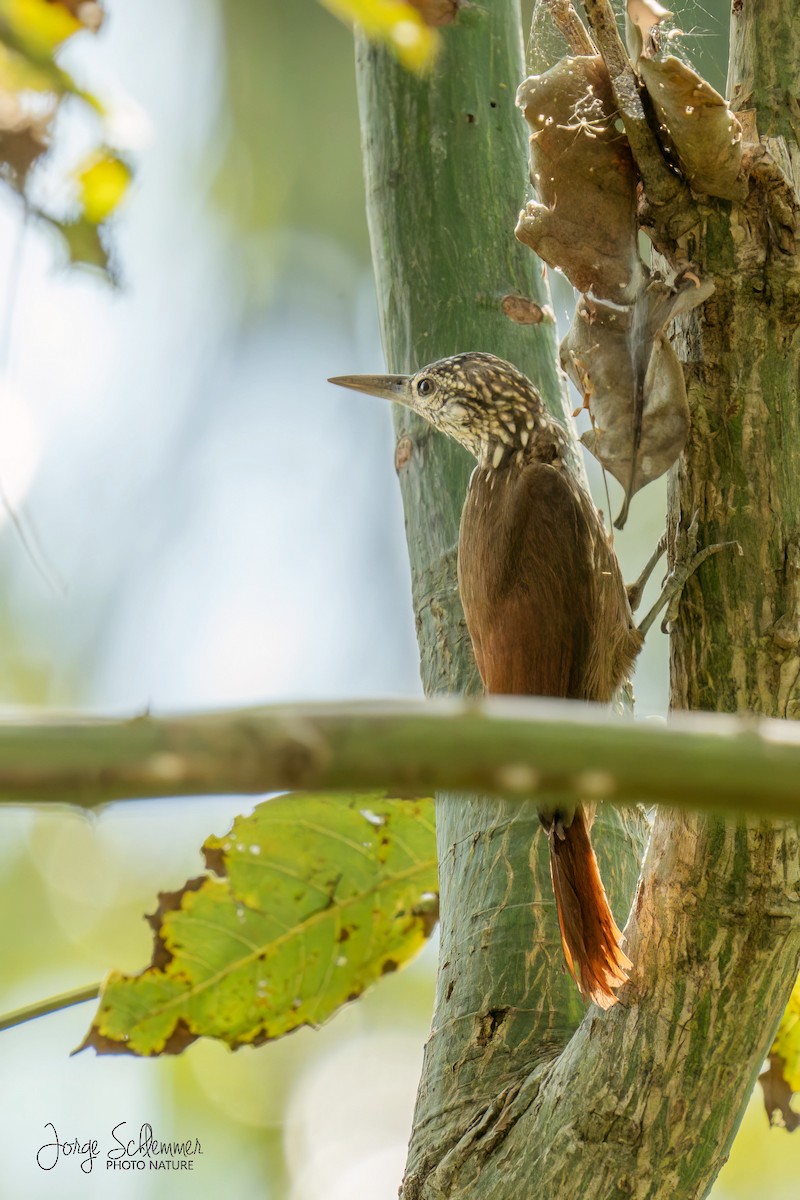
79,792,438,1056
761,975,800,1130
775,975,800,1091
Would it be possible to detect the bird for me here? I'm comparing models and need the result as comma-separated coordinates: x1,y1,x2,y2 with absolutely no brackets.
329,351,643,1009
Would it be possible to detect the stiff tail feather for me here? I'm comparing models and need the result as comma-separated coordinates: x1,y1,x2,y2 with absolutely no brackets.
547,805,632,1009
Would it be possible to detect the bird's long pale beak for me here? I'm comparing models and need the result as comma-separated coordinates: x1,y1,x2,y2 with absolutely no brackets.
328,373,413,407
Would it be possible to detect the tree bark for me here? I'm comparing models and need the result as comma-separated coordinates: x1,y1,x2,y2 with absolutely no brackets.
355,0,800,1197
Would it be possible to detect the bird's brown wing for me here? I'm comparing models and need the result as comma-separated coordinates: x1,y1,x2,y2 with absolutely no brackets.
459,460,633,1008
459,462,597,699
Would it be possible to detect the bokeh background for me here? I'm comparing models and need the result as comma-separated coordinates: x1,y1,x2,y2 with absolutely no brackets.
0,1,794,1196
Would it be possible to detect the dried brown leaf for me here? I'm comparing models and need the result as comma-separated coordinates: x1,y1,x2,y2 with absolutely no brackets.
515,55,644,302
561,273,713,526
760,1053,800,1132
639,56,745,202
0,92,52,188
0,121,50,188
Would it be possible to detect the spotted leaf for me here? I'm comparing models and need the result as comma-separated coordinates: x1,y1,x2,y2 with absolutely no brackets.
79,793,438,1056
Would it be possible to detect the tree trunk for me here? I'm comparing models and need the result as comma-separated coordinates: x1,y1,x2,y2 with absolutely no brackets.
355,0,800,1196
355,0,647,1170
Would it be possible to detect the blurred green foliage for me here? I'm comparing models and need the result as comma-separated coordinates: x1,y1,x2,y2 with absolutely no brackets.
213,0,369,304
0,0,130,275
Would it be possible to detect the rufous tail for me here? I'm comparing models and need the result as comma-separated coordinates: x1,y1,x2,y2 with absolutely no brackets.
547,805,632,1009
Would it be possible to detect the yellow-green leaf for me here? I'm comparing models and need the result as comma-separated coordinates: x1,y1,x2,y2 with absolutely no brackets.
774,975,800,1092
319,0,438,70
0,0,124,283
76,149,131,223
79,793,438,1056
760,975,800,1130
0,0,82,54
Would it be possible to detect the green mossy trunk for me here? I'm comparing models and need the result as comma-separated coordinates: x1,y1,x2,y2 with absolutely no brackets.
356,0,800,1196
355,0,646,1185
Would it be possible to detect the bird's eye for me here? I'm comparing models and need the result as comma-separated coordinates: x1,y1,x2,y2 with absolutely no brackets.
417,377,434,398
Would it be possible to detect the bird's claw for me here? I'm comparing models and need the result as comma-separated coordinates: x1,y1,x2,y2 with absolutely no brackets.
637,512,742,638
627,530,669,614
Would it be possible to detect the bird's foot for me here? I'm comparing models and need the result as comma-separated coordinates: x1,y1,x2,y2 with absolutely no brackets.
637,512,743,637
627,530,669,614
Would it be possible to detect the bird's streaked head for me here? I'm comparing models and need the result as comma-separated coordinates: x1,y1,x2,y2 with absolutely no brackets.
329,352,547,464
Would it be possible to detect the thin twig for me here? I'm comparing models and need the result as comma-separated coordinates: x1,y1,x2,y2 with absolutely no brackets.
542,0,596,56
627,530,667,613
0,982,99,1033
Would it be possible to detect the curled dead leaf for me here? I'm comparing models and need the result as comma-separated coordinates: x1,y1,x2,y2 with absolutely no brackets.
638,57,745,202
516,56,644,302
561,272,713,527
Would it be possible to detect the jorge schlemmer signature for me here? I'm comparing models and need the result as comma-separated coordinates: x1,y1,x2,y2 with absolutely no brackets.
36,1122,204,1174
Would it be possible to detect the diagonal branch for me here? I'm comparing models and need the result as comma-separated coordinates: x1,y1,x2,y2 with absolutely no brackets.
542,0,596,56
